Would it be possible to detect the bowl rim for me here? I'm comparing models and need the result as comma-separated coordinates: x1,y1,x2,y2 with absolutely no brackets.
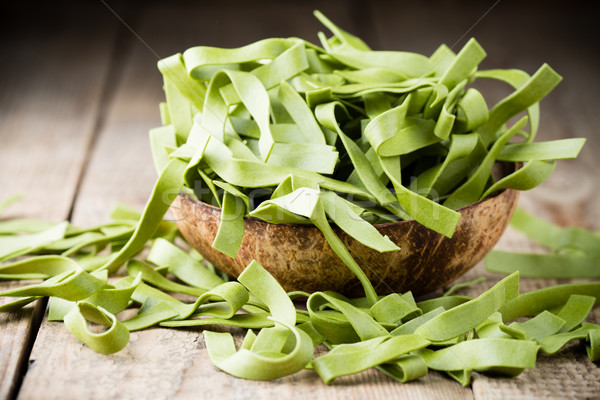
176,162,520,230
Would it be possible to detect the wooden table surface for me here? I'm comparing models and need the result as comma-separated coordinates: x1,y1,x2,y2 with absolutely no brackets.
1,1,598,399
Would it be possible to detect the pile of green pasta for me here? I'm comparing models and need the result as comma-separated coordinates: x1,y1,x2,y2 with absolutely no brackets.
1,11,598,387
151,11,585,301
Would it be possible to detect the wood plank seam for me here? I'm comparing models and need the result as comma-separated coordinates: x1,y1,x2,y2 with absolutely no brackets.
64,11,140,222
6,298,47,400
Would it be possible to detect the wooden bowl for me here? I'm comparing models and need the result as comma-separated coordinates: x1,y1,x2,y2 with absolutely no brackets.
170,168,519,297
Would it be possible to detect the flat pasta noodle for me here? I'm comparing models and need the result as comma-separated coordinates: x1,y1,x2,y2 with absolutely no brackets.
0,194,22,216
64,302,130,355
312,335,430,384
486,208,600,278
204,261,314,380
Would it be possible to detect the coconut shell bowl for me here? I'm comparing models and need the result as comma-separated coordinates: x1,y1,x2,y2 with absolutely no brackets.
170,166,518,297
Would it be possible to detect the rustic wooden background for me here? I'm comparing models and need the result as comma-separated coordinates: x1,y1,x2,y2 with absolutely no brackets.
1,0,598,399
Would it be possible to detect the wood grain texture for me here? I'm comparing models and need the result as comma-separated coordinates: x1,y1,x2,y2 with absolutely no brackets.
0,283,40,400
0,3,119,398
19,324,473,400
0,4,118,221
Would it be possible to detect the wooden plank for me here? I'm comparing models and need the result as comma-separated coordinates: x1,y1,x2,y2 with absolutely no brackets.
19,324,472,400
0,6,118,221
0,284,43,400
0,3,119,399
18,2,468,400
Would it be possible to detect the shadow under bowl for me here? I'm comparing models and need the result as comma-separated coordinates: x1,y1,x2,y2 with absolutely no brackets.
170,167,519,297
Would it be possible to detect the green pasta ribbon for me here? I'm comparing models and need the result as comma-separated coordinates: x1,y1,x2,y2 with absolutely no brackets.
414,272,519,341
99,157,188,274
0,194,22,216
313,335,430,383
486,208,600,278
417,338,539,376
64,302,130,354
204,261,314,380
